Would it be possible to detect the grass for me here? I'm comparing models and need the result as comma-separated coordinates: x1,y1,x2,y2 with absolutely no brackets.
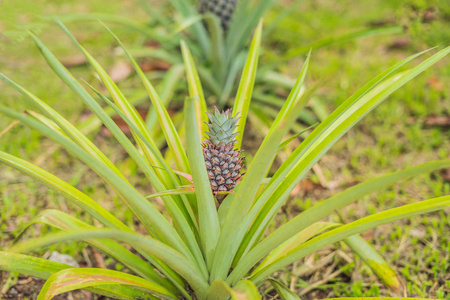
1,0,449,298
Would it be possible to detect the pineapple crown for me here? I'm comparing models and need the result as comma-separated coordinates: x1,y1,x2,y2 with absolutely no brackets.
205,107,239,146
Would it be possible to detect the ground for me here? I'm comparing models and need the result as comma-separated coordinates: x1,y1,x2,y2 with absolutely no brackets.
0,0,449,299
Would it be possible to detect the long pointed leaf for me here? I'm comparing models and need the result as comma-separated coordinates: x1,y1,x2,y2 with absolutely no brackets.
55,22,171,187
260,48,434,198
268,278,301,300
146,64,185,131
37,268,177,300
86,82,205,275
9,229,209,299
181,40,208,136
104,23,190,174
211,52,311,281
0,107,191,267
232,20,263,150
145,186,195,199
0,251,72,279
227,47,450,284
0,151,129,232
185,96,220,270
0,252,168,299
25,29,201,270
0,112,188,294
250,195,450,282
167,0,210,55
284,26,403,59
44,14,170,44
23,210,177,291
0,72,125,181
226,2,275,60
344,235,401,291
203,13,226,85
254,222,340,273
228,159,450,284
219,51,247,106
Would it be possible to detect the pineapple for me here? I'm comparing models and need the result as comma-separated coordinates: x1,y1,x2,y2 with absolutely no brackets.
203,108,244,201
199,0,238,31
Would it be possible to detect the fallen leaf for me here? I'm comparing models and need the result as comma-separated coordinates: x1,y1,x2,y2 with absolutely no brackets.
0,120,20,138
144,40,161,48
361,230,374,240
290,179,323,197
61,54,88,67
427,76,444,91
423,115,450,127
388,38,410,50
139,60,171,72
109,61,133,82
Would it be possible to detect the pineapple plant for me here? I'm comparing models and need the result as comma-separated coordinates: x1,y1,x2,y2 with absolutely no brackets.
203,107,244,201
39,0,313,103
0,21,449,299
30,0,404,141
199,0,238,31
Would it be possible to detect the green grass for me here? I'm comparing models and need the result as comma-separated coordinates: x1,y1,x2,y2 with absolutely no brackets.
1,0,449,298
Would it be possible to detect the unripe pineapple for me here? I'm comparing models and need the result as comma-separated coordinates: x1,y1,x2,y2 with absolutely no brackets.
203,108,244,201
199,0,238,31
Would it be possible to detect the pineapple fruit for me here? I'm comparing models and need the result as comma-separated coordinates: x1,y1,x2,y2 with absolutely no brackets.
199,0,238,31
203,108,244,202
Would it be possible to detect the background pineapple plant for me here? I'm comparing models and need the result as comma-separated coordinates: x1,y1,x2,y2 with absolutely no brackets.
12,0,404,145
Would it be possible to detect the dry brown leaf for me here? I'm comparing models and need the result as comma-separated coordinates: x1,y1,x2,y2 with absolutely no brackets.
0,120,20,138
388,38,410,50
427,76,444,91
139,60,171,72
109,61,133,83
290,179,323,197
361,229,375,240
61,54,88,67
144,40,161,48
424,115,450,127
